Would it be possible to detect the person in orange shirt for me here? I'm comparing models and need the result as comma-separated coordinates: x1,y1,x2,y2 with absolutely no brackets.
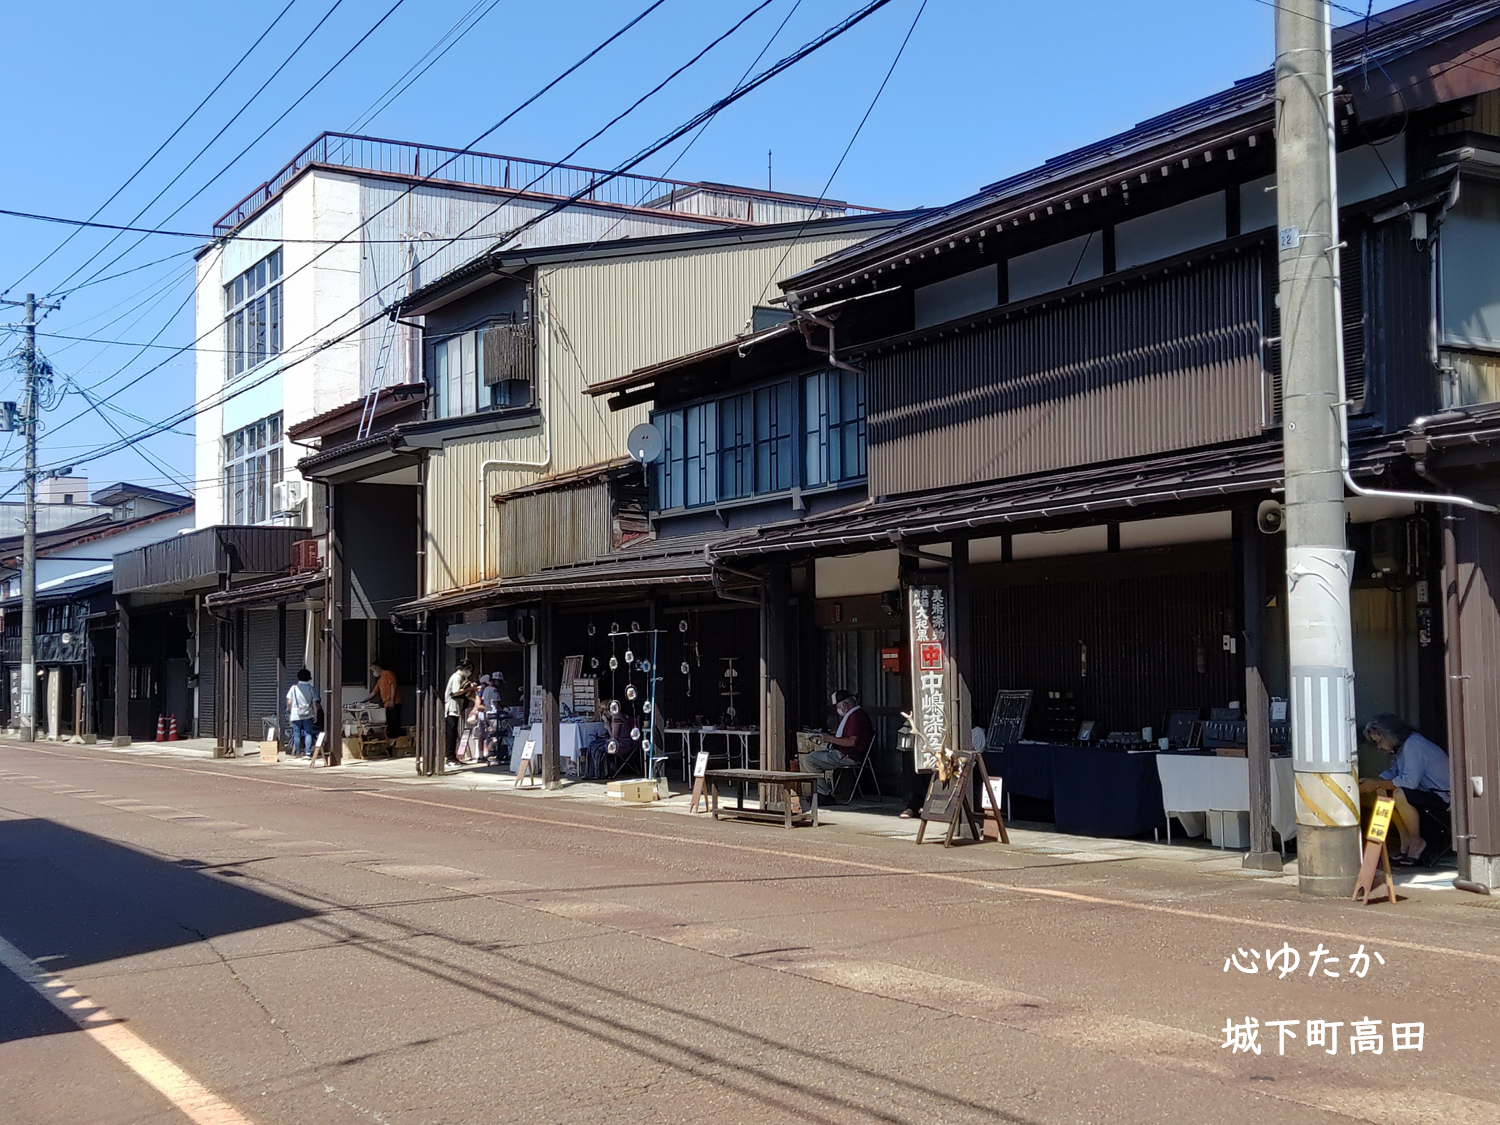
363,660,402,735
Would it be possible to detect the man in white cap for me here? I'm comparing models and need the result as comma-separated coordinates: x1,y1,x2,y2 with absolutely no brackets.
799,689,874,803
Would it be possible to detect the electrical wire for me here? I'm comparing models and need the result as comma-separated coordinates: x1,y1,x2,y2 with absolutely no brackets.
1,0,302,299
28,0,901,477
36,0,351,298
753,0,926,306
36,0,674,427
57,0,412,297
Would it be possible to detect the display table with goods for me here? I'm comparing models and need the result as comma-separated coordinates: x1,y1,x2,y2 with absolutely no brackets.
982,742,1167,838
704,769,820,828
510,721,608,773
1155,751,1297,851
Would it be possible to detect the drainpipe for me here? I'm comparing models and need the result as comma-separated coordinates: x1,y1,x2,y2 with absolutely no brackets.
711,555,763,605
786,294,864,376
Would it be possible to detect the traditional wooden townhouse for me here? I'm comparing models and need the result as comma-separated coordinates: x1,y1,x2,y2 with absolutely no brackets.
583,0,1500,890
292,209,905,765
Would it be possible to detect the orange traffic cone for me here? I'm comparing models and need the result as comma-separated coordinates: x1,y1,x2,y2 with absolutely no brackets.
154,715,166,741
167,715,179,741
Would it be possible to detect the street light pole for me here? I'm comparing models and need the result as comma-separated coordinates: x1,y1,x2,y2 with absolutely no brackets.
1274,0,1362,895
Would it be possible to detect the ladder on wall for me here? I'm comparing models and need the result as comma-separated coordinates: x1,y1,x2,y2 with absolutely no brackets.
356,315,398,440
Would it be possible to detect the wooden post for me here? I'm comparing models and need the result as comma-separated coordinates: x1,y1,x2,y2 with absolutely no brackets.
324,490,343,765
540,600,561,788
949,539,973,752
761,563,789,772
112,597,130,746
276,601,287,750
233,608,247,750
1238,510,1281,871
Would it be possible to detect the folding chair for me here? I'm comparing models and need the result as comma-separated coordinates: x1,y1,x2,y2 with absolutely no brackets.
834,754,882,803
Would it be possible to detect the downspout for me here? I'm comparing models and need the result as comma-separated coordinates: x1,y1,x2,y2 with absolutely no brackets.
786,293,864,376
1333,174,1494,513
479,281,550,581
711,554,763,605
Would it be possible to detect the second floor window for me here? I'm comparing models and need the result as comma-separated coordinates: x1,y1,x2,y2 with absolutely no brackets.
654,370,865,511
225,250,282,377
223,413,282,524
431,319,535,419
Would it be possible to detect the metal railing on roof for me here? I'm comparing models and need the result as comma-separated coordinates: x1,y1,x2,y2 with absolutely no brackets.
213,132,880,236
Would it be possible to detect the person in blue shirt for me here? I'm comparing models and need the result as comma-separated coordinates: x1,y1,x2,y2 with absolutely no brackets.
1359,713,1451,864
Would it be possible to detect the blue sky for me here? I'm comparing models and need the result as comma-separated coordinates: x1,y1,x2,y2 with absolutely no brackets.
0,0,1407,498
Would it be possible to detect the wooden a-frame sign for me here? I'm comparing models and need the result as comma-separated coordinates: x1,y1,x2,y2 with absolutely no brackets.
689,750,710,812
916,750,1006,847
1353,794,1398,905
514,739,539,788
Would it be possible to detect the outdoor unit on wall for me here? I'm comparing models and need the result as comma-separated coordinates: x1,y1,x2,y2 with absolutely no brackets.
291,538,321,575
272,479,307,523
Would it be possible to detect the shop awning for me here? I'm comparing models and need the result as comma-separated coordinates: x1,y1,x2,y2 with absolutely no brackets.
395,534,724,617
204,570,326,610
707,437,1401,560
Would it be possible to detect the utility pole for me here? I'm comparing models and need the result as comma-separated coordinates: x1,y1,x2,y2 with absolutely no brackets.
1274,0,1361,896
1,293,56,741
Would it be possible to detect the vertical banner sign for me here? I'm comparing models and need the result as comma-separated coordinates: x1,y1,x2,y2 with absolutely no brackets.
908,585,949,771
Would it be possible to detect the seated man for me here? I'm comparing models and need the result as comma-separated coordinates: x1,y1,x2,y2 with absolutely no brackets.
1358,713,1451,865
799,689,874,803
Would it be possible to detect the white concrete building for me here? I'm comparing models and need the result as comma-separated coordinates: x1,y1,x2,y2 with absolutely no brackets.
193,132,868,532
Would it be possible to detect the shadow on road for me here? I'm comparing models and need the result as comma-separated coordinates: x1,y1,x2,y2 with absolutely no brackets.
0,817,315,1044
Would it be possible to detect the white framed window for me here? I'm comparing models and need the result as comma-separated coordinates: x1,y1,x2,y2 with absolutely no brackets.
430,319,535,419
223,413,283,524
224,250,282,378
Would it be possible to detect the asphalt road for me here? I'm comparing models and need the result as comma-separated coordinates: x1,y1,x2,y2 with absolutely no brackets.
1,740,1497,1125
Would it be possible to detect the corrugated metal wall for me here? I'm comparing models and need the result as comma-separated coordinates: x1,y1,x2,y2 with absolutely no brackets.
498,481,611,578
357,180,722,395
969,565,1235,736
865,251,1268,496
421,231,873,594
196,604,216,738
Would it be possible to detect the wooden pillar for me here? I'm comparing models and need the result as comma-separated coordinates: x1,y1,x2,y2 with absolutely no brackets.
233,608,247,749
1238,510,1281,870
112,598,130,746
324,487,343,764
761,564,790,772
948,540,973,750
276,602,287,746
540,600,561,788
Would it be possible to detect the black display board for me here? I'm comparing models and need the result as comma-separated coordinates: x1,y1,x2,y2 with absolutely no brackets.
985,689,1033,751
916,750,1005,847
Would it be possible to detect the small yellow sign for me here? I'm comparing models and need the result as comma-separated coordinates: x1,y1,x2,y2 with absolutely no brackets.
1367,796,1396,844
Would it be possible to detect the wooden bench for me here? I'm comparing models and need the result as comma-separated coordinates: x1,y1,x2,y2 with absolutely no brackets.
705,769,820,828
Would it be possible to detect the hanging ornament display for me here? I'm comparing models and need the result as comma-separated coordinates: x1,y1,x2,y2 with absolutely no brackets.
608,656,619,670
625,684,638,701
678,619,689,633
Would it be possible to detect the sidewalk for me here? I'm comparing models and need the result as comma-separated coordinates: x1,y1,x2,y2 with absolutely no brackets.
91,738,1482,903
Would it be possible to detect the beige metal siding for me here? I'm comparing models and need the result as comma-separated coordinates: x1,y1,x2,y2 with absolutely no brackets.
422,232,871,594
497,481,610,578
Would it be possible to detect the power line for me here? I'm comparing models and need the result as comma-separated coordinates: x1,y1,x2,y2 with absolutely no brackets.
34,0,350,299
56,0,411,297
755,0,926,306
1,0,302,299
32,0,676,437
37,0,674,435
33,0,903,479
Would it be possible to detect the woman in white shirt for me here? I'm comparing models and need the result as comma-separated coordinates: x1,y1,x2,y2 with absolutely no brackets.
286,668,318,757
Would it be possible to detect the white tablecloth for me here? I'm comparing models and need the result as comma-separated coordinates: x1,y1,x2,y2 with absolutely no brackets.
1155,754,1297,842
511,721,608,773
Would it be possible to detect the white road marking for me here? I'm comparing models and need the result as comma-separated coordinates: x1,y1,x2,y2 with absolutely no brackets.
0,933,255,1125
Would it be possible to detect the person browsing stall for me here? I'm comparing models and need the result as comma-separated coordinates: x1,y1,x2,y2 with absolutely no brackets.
1358,713,1451,865
443,661,474,765
286,668,318,757
362,660,401,736
799,689,874,803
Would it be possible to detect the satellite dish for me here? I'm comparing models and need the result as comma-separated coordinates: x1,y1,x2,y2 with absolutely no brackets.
627,422,664,464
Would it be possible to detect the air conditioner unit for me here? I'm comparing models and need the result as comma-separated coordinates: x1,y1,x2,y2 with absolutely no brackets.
291,538,322,574
272,479,307,520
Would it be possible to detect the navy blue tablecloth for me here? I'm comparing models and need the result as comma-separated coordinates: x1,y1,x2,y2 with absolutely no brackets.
983,744,1166,838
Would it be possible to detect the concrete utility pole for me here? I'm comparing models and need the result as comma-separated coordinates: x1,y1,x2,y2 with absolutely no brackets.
1274,0,1362,896
20,294,37,742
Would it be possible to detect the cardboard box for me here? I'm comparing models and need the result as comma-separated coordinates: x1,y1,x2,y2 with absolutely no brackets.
608,778,661,803
343,736,366,760
258,740,279,763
